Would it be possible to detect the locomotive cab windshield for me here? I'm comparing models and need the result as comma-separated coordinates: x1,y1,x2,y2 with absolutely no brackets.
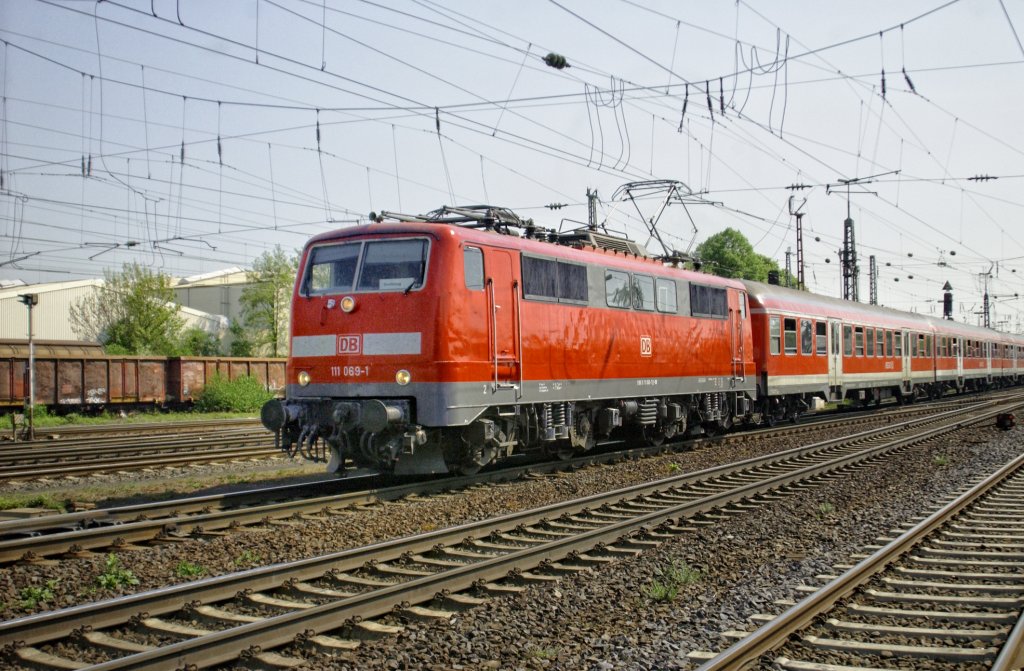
304,238,429,295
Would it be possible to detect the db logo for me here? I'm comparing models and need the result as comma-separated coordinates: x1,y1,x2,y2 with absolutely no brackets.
338,335,361,354
640,336,652,357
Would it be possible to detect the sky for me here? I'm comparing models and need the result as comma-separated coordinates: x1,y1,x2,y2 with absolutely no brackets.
2,0,1024,329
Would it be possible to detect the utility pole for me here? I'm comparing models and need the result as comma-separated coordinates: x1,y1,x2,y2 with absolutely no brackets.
17,293,38,440
943,281,953,320
787,193,806,290
869,255,878,305
828,170,899,302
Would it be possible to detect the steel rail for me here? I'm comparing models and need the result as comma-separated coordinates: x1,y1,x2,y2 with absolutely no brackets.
697,448,1024,671
0,397,1017,671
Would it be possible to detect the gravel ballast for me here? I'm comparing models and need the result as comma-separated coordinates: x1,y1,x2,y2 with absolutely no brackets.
0,411,1018,671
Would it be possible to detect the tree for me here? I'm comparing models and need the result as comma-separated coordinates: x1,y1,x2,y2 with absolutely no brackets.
70,262,186,355
694,228,782,283
180,327,221,356
239,246,298,357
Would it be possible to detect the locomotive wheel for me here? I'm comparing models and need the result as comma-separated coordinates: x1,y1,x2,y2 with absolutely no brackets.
455,443,495,476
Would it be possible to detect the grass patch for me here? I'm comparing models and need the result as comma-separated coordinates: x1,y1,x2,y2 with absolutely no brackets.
234,550,262,567
175,561,206,578
22,408,260,429
19,579,59,609
0,493,67,512
96,553,140,590
644,559,701,602
817,502,836,517
933,454,949,467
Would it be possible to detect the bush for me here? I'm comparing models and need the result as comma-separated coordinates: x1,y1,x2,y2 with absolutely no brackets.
195,374,273,413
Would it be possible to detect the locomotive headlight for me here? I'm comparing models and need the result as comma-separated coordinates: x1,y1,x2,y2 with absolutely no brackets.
340,296,356,313
297,371,311,386
395,369,411,386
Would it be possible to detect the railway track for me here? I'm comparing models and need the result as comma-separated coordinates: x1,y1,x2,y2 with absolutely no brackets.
0,425,277,482
1,394,1018,670
695,446,1024,670
0,394,995,565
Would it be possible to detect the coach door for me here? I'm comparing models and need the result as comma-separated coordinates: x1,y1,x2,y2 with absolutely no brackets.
730,291,746,382
828,320,842,391
484,248,521,394
954,338,964,382
902,332,913,391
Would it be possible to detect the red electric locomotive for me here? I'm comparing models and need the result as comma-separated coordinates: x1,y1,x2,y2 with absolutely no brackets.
261,206,759,475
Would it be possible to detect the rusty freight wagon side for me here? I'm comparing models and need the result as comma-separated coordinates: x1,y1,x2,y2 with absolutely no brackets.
167,357,287,403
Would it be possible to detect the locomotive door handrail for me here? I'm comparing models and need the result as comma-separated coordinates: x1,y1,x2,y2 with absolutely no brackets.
487,278,521,395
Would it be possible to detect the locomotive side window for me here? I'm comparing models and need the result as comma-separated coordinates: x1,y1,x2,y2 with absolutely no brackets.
357,239,427,291
523,256,558,299
557,262,588,303
464,247,484,290
769,317,781,355
843,325,853,356
689,284,728,318
656,278,677,313
800,319,812,355
816,322,827,355
307,243,360,294
605,270,632,308
783,318,797,354
633,274,656,311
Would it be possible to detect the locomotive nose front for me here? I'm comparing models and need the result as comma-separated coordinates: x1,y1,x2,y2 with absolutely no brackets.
266,231,440,473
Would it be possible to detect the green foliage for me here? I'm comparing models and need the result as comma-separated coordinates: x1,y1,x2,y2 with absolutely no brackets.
19,580,59,609
228,321,254,356
817,502,836,516
933,454,949,467
175,561,205,578
644,560,701,602
234,549,262,567
70,262,186,355
180,327,221,356
194,374,273,413
694,228,784,283
240,246,298,357
96,553,140,590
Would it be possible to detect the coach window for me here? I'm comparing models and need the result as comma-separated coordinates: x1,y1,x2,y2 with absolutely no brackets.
816,321,827,355
843,325,853,356
926,335,933,357
770,316,781,355
656,278,677,313
885,330,893,357
876,331,885,357
605,270,632,308
633,274,656,311
800,319,812,355
463,247,484,290
783,318,797,354
854,327,865,356
894,331,902,357
866,328,875,357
